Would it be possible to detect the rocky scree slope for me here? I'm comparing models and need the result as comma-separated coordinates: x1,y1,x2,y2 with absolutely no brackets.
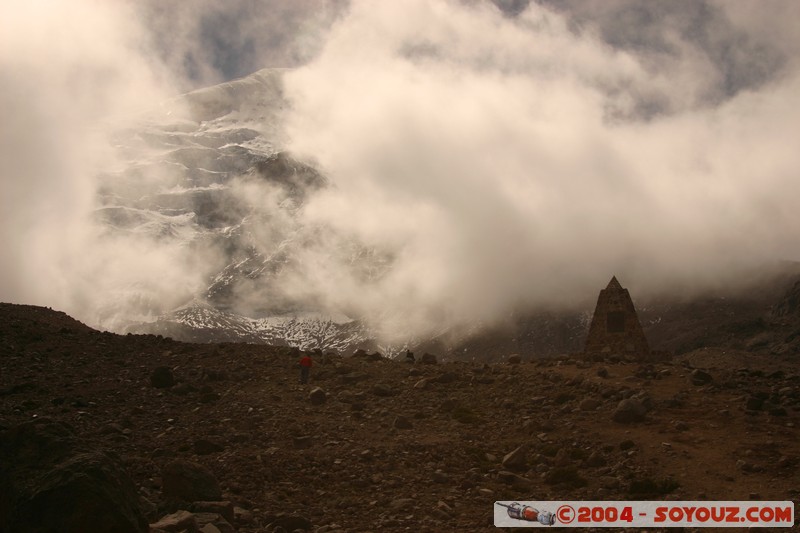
1,303,799,532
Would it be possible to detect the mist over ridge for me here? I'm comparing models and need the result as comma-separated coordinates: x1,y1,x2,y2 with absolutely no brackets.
281,0,800,341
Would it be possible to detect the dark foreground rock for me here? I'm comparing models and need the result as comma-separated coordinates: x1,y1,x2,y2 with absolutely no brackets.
0,418,147,533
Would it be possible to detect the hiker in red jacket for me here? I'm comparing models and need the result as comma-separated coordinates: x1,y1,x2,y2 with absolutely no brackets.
299,353,312,384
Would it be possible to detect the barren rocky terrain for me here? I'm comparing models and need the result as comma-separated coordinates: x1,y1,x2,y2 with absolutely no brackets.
1,302,799,532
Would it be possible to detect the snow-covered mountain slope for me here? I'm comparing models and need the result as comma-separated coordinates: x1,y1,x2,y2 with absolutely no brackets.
98,69,381,353
128,301,372,353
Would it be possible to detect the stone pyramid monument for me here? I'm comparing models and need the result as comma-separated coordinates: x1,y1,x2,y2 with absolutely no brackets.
584,276,650,357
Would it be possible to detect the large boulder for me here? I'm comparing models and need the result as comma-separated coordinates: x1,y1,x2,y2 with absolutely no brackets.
0,418,147,533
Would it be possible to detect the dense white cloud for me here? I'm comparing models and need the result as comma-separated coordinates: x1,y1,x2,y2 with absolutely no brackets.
283,0,800,340
0,1,180,319
1,0,797,343
0,1,342,328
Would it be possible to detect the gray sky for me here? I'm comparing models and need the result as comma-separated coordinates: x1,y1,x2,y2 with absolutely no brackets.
1,0,798,339
134,0,346,88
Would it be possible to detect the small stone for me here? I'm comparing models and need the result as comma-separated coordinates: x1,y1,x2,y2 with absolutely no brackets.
293,435,313,449
233,507,253,525
746,397,764,410
429,508,450,521
393,416,413,430
194,439,224,455
690,369,713,386
599,476,621,489
579,398,600,411
200,391,220,404
413,378,428,389
389,498,415,511
508,354,521,364
585,452,606,467
553,448,571,467
597,367,610,378
100,423,125,435
151,367,175,389
150,510,197,532
193,513,232,531
502,444,528,472
202,369,227,382
191,502,234,525
497,470,532,486
432,372,457,384
162,460,221,502
339,372,367,385
371,384,396,397
440,398,458,411
421,353,438,365
432,470,449,483
268,515,312,532
612,398,647,424
309,387,327,405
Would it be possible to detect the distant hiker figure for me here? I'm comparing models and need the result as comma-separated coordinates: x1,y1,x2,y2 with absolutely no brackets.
299,353,312,384
405,350,415,363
